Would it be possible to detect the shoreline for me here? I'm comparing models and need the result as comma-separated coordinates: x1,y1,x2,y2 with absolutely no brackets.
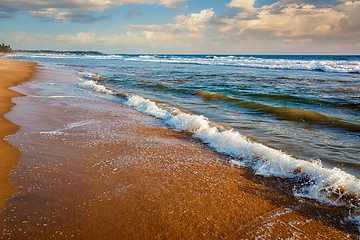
0,58,37,210
0,63,359,238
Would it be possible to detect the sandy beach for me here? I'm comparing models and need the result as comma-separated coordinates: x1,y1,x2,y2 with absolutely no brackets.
0,59,359,239
0,58,37,210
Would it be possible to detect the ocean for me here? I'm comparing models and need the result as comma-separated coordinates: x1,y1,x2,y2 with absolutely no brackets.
5,52,360,229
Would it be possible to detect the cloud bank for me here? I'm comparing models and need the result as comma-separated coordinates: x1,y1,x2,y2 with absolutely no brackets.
0,0,187,22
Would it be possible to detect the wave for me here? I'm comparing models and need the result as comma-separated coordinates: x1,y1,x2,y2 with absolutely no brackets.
194,90,360,133
125,94,360,208
79,71,111,81
124,55,360,74
79,79,360,211
244,92,360,111
139,83,191,95
194,90,228,100
79,80,114,94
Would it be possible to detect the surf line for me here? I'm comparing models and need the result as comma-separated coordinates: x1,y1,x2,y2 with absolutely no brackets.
80,79,360,209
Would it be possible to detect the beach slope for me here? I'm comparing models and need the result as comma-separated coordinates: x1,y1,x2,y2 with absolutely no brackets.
0,58,37,210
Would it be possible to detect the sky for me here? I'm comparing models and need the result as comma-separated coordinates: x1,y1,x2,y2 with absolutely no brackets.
0,0,360,54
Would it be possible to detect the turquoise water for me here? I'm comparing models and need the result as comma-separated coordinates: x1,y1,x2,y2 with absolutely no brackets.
5,52,360,208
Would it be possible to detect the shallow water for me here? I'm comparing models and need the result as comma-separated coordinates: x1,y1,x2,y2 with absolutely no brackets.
5,53,360,208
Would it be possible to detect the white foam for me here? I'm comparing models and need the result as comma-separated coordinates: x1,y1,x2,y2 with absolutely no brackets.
80,80,114,94
125,95,169,119
66,120,98,129
39,120,97,135
39,130,64,135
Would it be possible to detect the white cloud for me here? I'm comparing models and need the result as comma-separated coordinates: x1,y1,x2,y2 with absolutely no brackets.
125,8,214,33
57,32,97,45
228,0,257,12
181,9,215,32
4,27,218,53
120,9,216,51
158,0,187,9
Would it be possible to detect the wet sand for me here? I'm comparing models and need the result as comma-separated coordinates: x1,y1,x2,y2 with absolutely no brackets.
1,65,359,239
0,58,37,210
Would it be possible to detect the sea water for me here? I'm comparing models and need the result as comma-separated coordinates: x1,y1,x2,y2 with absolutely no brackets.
5,52,360,220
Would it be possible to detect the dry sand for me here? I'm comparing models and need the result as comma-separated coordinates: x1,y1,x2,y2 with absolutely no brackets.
0,61,358,239
0,58,37,210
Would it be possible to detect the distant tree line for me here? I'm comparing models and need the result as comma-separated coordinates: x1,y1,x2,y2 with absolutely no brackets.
0,43,12,53
15,50,103,55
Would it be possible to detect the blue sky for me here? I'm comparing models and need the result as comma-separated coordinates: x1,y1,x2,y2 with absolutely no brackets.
1,0,359,54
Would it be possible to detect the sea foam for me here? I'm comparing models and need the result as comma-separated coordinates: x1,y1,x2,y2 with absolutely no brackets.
80,80,113,94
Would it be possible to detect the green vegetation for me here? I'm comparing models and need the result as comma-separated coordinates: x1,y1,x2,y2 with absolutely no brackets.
0,43,12,53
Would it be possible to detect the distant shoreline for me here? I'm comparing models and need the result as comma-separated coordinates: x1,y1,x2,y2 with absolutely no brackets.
7,50,360,56
13,50,103,55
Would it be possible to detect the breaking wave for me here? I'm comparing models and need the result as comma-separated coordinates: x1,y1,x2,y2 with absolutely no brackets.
79,80,114,94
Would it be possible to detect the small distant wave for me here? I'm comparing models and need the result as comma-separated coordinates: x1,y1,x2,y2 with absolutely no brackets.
194,90,228,100
139,82,191,95
194,90,360,133
79,71,112,81
244,92,360,111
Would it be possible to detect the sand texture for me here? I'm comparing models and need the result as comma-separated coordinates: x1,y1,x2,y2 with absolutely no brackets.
0,58,37,210
0,65,358,239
